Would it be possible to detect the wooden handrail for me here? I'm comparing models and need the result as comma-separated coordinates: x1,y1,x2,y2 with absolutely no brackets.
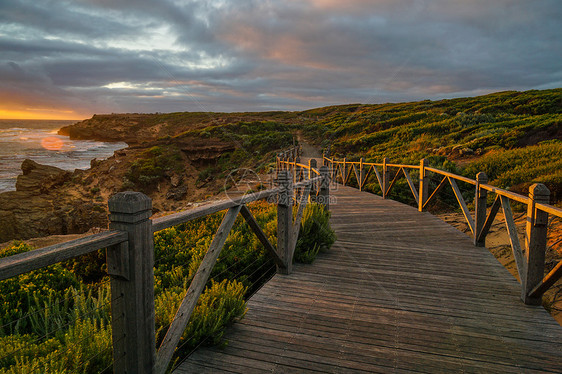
425,167,477,185
152,188,280,233
323,153,560,305
480,184,529,204
0,230,128,281
536,202,562,218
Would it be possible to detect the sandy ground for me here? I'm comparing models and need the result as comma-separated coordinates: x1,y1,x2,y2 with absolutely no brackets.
438,211,562,325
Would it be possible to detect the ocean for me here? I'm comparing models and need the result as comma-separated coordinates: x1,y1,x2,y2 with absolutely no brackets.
0,119,127,193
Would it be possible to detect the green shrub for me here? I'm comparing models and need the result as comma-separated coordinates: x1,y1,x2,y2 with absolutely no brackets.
294,204,336,263
125,146,183,190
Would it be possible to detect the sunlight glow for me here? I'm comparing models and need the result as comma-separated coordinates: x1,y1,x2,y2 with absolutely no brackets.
0,109,85,120
41,136,64,151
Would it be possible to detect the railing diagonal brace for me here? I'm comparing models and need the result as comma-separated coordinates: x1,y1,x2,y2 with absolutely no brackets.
403,168,419,205
292,184,312,252
386,167,403,196
373,166,383,191
477,195,501,243
155,205,242,374
500,196,524,282
423,176,447,209
240,205,284,268
529,260,562,298
448,177,475,234
361,165,374,189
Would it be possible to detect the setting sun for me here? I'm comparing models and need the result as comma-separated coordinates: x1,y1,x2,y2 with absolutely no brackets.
40,136,64,151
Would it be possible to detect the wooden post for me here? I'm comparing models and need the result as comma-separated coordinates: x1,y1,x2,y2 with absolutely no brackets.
319,166,330,211
107,192,155,374
522,183,550,305
309,159,317,203
342,158,347,186
295,157,301,182
382,157,389,199
474,172,488,247
277,171,293,275
418,159,428,211
308,159,317,180
359,158,364,191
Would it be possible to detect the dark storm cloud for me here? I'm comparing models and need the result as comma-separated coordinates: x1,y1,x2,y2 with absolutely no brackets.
0,0,561,117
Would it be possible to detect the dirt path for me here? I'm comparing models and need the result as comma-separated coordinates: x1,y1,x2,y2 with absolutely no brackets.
295,131,322,162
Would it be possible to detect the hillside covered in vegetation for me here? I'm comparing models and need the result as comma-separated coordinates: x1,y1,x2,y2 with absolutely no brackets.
302,88,562,202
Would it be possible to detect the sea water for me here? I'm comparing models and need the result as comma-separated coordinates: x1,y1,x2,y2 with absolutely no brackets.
0,119,127,193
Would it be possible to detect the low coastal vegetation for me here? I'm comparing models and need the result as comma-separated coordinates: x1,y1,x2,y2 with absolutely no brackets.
300,89,562,203
0,202,335,373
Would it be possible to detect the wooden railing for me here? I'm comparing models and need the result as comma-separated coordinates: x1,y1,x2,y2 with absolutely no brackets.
322,154,562,306
0,163,329,374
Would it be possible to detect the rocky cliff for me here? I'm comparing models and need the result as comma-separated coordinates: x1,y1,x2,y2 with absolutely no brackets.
1,111,297,244
0,160,107,242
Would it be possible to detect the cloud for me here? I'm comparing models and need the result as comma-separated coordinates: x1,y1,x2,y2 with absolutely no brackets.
0,0,560,118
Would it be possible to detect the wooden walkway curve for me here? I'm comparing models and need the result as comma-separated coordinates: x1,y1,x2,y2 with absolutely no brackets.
176,185,562,373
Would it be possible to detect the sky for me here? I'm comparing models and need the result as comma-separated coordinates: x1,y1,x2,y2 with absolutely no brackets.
0,0,561,120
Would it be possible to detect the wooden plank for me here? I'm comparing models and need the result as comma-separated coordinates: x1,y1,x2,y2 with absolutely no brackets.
239,205,284,268
402,167,419,205
500,195,524,281
448,177,475,234
0,230,128,281
477,195,501,243
156,205,241,374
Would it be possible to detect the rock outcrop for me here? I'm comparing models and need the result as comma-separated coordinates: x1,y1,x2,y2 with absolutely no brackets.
16,159,71,193
0,160,106,243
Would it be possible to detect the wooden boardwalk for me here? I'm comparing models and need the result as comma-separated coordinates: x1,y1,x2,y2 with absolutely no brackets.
176,186,562,373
